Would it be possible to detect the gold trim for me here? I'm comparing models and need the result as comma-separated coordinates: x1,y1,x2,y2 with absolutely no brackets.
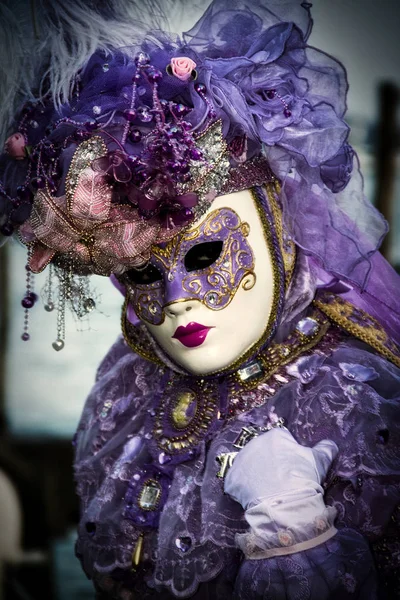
121,297,164,367
314,293,400,368
266,181,296,291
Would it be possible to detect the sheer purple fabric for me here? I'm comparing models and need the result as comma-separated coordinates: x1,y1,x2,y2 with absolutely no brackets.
74,326,400,598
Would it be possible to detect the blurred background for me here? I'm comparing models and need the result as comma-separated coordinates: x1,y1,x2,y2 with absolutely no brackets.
0,0,399,598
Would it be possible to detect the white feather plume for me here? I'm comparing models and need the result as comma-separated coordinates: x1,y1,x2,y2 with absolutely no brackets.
0,0,210,145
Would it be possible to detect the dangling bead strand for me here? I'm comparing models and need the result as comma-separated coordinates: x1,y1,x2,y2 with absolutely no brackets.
52,268,68,351
44,263,55,312
21,248,36,341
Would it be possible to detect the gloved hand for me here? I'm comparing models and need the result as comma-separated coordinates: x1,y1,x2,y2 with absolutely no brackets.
224,428,339,558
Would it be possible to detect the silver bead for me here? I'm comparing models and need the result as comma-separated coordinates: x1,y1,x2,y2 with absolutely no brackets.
44,302,54,312
52,339,65,351
83,298,96,312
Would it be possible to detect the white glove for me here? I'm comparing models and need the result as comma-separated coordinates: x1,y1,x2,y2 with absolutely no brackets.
224,428,339,558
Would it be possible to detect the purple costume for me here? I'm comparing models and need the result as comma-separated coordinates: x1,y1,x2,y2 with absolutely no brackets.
1,1,400,598
73,274,400,598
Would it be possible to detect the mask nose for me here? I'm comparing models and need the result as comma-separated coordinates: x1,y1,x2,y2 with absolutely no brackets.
162,269,191,307
164,299,196,318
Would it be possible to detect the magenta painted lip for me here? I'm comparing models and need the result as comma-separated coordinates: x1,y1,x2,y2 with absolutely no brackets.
172,322,213,348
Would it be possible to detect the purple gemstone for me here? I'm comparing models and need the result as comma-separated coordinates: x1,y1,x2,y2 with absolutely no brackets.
194,82,206,94
28,292,38,302
0,223,14,236
208,109,217,118
189,147,202,161
266,89,276,100
296,317,319,336
123,109,137,122
179,162,190,174
175,537,191,553
137,106,153,123
21,296,34,309
85,119,98,131
133,72,141,82
168,161,181,173
147,68,162,83
167,125,181,138
129,129,142,143
31,176,46,190
158,452,172,465
181,121,192,131
174,103,191,116
284,108,292,118
21,332,30,341
135,52,150,66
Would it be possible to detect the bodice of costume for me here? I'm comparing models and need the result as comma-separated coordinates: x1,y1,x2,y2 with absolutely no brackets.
74,302,400,600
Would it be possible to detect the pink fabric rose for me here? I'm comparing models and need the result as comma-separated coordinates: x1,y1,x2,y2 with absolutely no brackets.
170,57,196,81
5,133,26,160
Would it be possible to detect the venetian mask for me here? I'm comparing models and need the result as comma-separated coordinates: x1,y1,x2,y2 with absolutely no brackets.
123,188,281,375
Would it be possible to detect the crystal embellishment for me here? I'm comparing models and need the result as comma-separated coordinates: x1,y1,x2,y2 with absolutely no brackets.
171,390,198,429
296,317,319,336
83,298,96,312
139,479,162,511
237,361,263,381
175,536,192,553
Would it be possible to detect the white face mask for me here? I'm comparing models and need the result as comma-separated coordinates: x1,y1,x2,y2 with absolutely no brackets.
128,189,276,375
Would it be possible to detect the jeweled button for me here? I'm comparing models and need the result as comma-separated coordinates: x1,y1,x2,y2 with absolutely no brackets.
296,317,319,336
139,479,162,511
171,391,197,429
175,536,192,553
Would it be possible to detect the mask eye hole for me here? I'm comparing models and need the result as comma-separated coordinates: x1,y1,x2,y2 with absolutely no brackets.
126,264,163,285
184,241,223,272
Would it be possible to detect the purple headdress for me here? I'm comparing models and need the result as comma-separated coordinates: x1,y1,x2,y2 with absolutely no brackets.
0,0,399,350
